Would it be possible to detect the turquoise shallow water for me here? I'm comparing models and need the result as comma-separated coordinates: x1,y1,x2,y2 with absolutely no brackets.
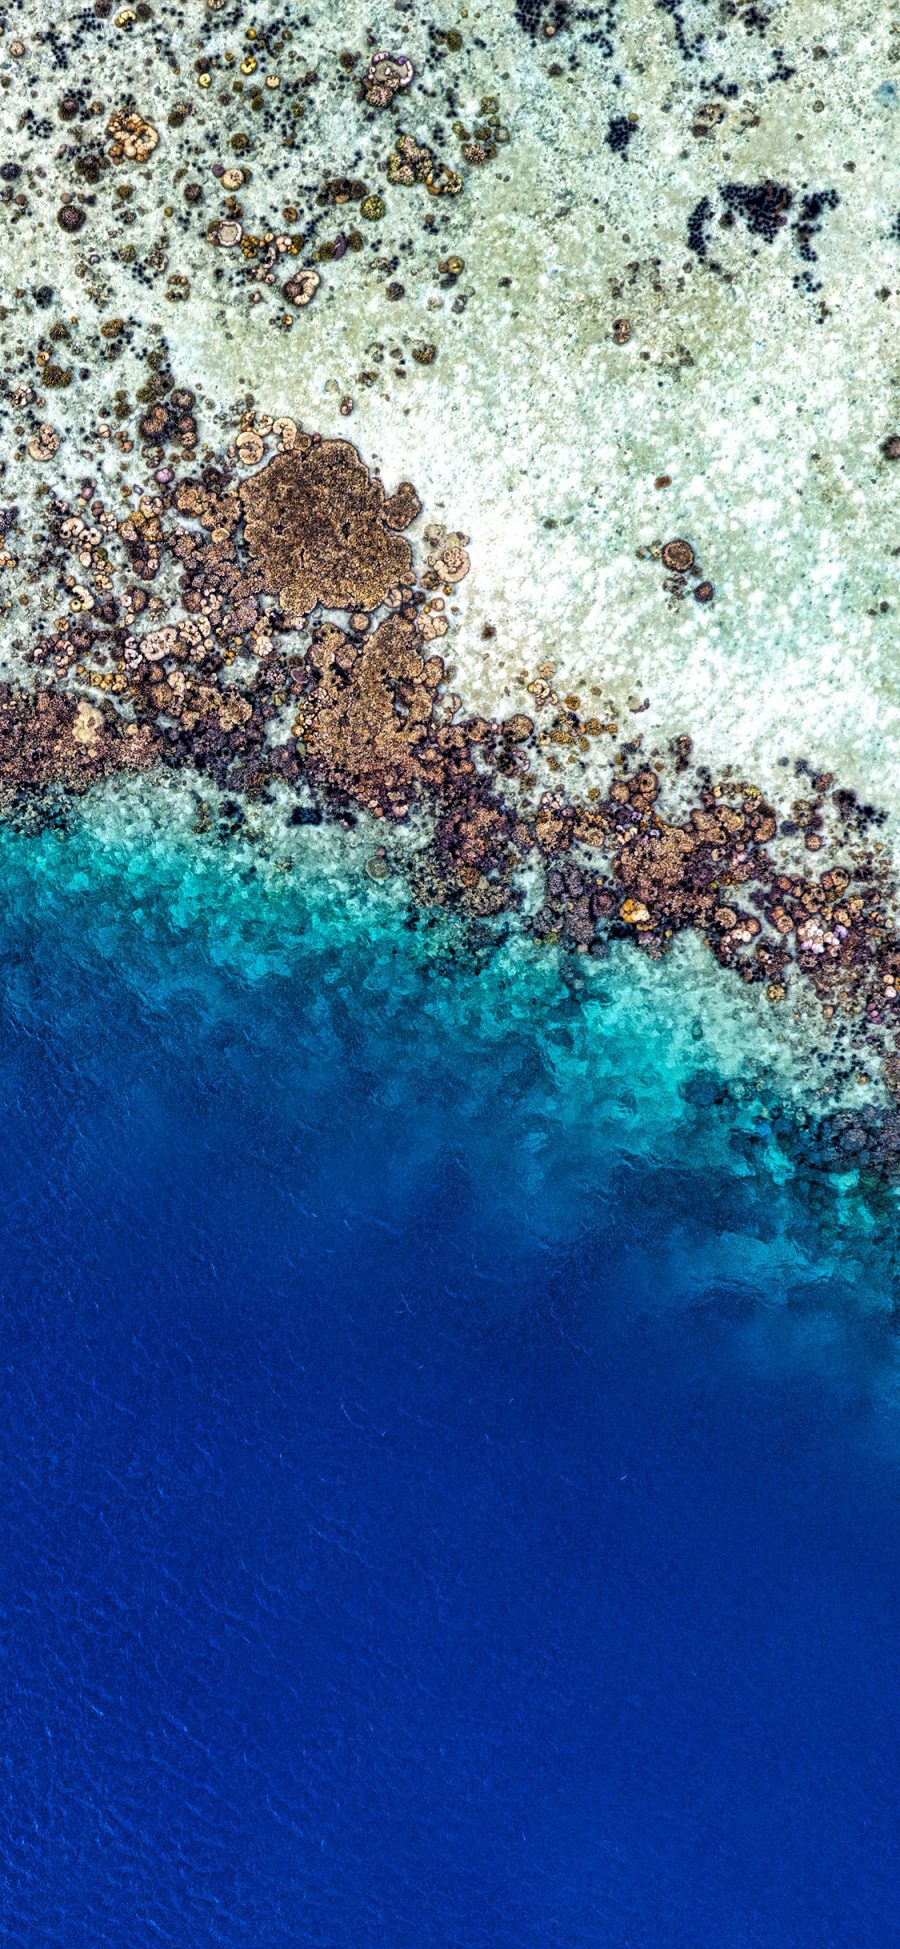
1,778,895,1327
0,781,899,1945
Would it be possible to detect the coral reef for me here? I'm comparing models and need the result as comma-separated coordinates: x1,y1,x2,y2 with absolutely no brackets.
3,367,900,1152
239,442,420,620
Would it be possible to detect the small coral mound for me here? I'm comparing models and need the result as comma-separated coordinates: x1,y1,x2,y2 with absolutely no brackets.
238,440,420,621
364,51,414,109
386,134,461,197
106,108,159,164
283,268,320,308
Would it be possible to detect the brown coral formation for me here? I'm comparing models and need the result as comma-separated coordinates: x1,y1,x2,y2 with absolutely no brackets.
525,749,900,1097
0,684,159,798
283,269,321,309
106,108,159,165
363,51,414,109
292,615,443,817
238,441,420,622
386,134,462,197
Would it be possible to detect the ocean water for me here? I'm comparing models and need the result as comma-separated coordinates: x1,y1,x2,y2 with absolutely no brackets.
4,0,900,1935
0,786,898,1946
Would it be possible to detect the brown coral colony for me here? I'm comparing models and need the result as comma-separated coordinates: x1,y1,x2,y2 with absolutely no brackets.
661,538,695,572
238,440,420,621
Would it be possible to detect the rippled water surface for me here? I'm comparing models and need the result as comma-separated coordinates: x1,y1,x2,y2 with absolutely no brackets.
0,802,897,1946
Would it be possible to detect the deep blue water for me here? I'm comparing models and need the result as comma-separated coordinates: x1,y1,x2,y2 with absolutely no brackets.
0,804,897,1946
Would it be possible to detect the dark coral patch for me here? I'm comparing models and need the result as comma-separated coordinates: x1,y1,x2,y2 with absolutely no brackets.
239,442,419,622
